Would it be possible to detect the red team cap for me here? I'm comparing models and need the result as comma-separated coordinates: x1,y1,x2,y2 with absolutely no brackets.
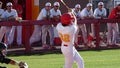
61,13,74,25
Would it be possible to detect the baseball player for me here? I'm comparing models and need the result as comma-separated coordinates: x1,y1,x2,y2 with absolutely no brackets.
30,2,51,46
30,2,52,49
50,2,61,22
56,11,84,68
73,4,82,48
8,0,23,46
0,1,4,41
0,2,18,45
93,2,107,46
107,3,120,47
80,3,94,48
0,1,4,19
41,2,55,49
50,2,61,49
94,2,107,19
0,42,28,68
73,4,81,21
7,0,23,46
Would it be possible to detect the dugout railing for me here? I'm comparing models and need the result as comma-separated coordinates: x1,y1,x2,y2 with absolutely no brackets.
0,19,120,53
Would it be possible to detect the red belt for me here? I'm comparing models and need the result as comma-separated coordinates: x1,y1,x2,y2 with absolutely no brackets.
64,44,68,46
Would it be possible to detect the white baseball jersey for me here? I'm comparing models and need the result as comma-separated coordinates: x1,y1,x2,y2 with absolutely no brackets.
37,8,51,20
30,8,50,45
81,8,94,18
0,9,18,45
94,8,107,19
1,9,18,19
0,9,4,18
50,8,61,18
56,23,77,45
80,8,94,42
73,8,81,18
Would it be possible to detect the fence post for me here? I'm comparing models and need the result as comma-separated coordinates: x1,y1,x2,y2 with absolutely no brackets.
94,20,100,48
24,24,32,53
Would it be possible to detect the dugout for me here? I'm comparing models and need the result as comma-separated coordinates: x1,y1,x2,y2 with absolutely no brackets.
0,0,90,47
90,0,120,33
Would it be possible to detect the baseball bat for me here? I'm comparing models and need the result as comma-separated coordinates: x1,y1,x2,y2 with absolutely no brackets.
59,0,70,10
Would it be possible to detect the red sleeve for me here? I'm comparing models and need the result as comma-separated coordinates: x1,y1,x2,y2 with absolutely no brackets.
108,8,116,19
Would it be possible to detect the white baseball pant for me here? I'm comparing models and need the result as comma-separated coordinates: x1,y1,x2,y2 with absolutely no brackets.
42,25,54,45
29,25,42,45
0,26,7,42
61,45,84,68
91,24,95,37
8,26,22,45
0,26,11,44
53,26,59,38
79,24,88,44
107,23,119,45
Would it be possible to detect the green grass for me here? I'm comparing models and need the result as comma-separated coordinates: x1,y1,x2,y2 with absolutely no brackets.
1,49,120,68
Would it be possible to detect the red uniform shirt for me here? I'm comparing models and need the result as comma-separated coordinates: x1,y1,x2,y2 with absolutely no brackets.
108,7,120,19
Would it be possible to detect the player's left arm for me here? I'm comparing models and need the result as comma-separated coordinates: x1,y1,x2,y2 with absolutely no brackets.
1,56,28,68
68,9,77,25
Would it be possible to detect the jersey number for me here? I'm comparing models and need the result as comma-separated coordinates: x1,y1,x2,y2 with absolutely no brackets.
59,33,70,42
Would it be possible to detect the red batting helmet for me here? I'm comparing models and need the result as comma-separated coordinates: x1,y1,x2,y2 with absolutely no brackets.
61,13,74,25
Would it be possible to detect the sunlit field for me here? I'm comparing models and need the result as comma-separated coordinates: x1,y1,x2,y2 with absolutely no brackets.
1,49,120,68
